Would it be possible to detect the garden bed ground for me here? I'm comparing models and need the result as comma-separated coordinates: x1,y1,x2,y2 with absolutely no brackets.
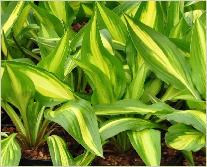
1,116,206,166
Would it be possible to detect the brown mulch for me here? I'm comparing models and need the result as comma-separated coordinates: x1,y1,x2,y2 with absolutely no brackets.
72,21,87,32
22,143,50,161
92,142,183,166
1,124,206,166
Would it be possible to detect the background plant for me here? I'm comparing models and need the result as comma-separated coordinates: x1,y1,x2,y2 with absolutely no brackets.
1,1,206,166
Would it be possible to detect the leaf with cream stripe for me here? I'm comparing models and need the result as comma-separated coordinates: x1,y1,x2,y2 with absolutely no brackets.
2,61,74,106
38,29,72,79
44,99,103,157
2,1,25,35
128,129,161,166
95,99,175,116
99,117,159,141
125,15,200,100
96,2,128,46
160,110,206,134
165,124,205,151
77,10,126,104
47,135,74,166
190,14,206,99
1,133,21,166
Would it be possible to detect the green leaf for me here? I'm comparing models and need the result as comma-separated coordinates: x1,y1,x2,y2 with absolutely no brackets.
186,100,206,111
31,3,64,57
26,101,45,145
38,29,72,79
113,1,140,18
141,78,162,103
1,102,26,137
44,99,103,157
95,99,175,116
74,151,95,166
47,135,74,166
190,15,206,99
75,61,114,104
125,15,200,100
184,1,206,12
31,3,63,38
166,1,184,35
161,85,195,101
99,117,159,141
135,1,158,28
134,1,165,33
1,133,21,166
161,110,206,134
125,54,148,99
96,2,127,46
184,10,204,26
1,31,12,59
44,1,75,26
169,17,190,39
1,64,35,113
77,10,126,104
182,150,195,166
165,124,205,151
2,1,25,35
128,129,161,166
2,61,74,106
13,3,31,37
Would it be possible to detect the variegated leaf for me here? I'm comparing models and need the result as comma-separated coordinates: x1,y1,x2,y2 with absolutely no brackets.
1,64,35,113
99,117,159,141
2,61,74,106
95,99,175,116
165,124,205,151
2,1,25,35
161,110,206,134
96,2,127,46
47,135,74,166
74,151,95,166
1,102,26,137
190,14,206,99
1,133,21,166
77,10,126,104
44,99,103,157
125,15,200,100
38,29,72,79
128,129,161,166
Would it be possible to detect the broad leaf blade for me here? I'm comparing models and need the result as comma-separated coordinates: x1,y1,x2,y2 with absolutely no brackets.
38,29,72,79
2,61,74,106
165,124,205,151
161,110,206,134
95,99,175,116
1,133,21,166
74,151,95,166
128,129,161,166
1,64,35,113
125,15,200,99
77,10,126,104
1,102,26,137
2,1,25,35
45,99,103,157
47,135,74,166
99,117,159,141
190,15,206,99
96,2,127,46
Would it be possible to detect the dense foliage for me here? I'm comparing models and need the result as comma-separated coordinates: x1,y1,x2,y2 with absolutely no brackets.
1,1,206,166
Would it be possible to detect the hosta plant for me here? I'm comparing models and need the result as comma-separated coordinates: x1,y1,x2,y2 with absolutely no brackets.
1,1,206,166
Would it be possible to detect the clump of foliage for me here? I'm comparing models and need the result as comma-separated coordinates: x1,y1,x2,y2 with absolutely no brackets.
1,1,206,166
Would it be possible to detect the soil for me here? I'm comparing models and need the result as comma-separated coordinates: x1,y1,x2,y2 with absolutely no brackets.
72,21,87,32
92,142,184,166
1,123,206,166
